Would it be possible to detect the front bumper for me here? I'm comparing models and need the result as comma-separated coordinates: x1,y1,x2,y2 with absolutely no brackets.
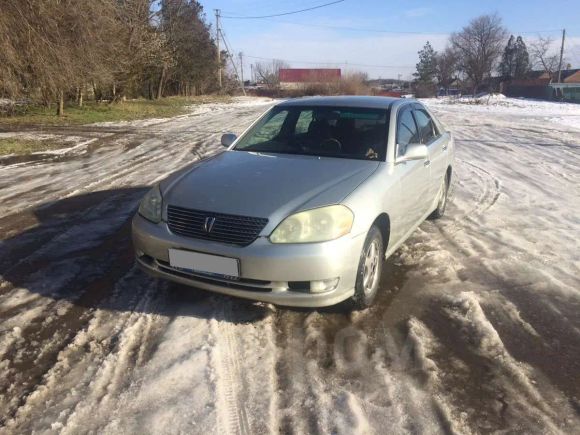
132,214,365,307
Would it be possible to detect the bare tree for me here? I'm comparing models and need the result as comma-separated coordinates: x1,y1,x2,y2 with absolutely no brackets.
0,0,220,113
450,14,508,93
254,60,290,88
529,36,561,80
436,46,459,93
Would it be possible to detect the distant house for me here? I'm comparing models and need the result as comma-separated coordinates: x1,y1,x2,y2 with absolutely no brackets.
550,70,580,102
505,69,580,102
279,68,341,89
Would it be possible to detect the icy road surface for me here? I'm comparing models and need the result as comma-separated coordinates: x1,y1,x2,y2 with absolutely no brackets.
0,97,579,434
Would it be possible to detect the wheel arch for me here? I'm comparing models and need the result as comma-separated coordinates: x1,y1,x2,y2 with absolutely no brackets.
371,213,390,252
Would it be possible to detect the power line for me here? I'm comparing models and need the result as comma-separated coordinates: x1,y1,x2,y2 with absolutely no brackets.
244,54,413,69
223,16,569,36
249,20,450,35
221,0,344,19
221,0,331,15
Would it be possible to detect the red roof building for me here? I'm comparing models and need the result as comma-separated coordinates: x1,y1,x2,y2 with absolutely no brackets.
279,68,341,88
564,70,580,83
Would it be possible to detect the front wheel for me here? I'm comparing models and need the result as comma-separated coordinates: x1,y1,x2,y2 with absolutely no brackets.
428,175,449,220
350,225,383,309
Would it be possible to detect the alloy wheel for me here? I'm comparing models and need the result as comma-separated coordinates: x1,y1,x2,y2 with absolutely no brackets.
363,239,380,295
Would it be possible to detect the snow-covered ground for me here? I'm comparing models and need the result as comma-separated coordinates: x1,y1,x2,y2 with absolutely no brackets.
0,96,579,434
428,94,580,131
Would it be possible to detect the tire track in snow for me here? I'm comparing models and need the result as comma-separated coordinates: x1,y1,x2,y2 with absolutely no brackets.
412,142,580,431
212,301,252,435
397,106,580,432
436,157,501,237
209,298,278,435
0,100,273,432
58,277,171,434
0,102,271,216
273,310,327,434
0,198,143,424
1,268,168,433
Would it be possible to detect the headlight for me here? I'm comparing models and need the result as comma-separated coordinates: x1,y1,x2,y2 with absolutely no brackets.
270,205,354,244
138,184,163,223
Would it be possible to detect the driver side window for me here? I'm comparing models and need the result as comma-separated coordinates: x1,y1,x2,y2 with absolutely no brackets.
245,110,289,146
295,110,313,135
396,108,419,157
413,109,437,144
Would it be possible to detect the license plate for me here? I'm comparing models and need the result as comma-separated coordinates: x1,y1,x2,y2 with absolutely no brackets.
168,249,239,278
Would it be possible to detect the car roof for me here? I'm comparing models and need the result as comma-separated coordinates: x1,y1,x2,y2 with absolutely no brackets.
276,95,411,110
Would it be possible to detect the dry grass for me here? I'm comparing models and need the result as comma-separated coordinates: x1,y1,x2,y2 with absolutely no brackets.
286,76,371,97
253,73,372,98
0,96,232,127
0,138,68,156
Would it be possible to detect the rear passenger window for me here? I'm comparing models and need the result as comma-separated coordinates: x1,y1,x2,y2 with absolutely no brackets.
397,109,419,156
413,109,438,144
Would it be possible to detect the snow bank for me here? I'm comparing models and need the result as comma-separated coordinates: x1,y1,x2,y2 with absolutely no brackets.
424,94,580,130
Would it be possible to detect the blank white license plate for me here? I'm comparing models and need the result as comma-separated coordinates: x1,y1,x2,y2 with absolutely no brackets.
168,249,239,278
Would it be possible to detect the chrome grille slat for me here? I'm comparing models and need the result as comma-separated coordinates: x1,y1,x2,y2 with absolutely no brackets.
166,227,249,241
166,221,253,234
166,214,205,222
167,218,262,234
166,205,268,246
169,233,248,243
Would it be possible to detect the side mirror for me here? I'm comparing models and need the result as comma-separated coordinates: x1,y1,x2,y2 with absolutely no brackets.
221,133,237,147
397,143,428,163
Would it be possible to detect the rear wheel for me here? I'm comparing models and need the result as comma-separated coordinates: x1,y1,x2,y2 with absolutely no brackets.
350,225,383,309
428,174,449,220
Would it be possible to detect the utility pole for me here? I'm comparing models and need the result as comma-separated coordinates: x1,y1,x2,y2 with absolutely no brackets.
215,9,222,90
557,28,566,83
219,28,246,96
250,64,254,84
239,52,244,86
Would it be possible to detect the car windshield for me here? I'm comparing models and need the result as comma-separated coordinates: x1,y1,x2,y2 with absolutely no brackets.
233,106,389,161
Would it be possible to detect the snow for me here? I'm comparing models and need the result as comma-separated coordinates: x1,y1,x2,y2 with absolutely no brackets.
1,96,580,433
426,94,580,130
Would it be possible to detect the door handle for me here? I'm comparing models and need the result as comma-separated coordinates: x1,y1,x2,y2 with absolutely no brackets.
424,160,431,167
442,144,448,151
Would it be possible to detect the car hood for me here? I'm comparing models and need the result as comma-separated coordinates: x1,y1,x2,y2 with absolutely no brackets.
162,150,379,224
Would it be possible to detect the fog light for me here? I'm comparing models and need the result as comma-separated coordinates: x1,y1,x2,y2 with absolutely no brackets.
271,281,288,292
310,278,339,293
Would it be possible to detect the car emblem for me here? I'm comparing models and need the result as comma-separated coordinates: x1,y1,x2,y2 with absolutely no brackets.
203,217,216,233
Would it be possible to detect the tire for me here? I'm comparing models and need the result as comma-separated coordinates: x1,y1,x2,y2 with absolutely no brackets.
350,225,384,310
428,174,449,220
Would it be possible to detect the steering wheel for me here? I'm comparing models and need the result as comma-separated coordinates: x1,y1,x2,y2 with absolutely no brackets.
320,138,342,152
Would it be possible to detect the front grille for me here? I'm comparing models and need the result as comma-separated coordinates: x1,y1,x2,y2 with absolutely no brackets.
166,205,268,246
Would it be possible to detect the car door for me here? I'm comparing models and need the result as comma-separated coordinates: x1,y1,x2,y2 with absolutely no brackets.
413,104,448,202
393,105,432,237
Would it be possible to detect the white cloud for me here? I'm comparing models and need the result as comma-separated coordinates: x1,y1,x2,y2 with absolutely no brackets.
237,23,449,79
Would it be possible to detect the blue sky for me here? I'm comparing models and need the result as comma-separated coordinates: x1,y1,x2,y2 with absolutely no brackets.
198,0,580,78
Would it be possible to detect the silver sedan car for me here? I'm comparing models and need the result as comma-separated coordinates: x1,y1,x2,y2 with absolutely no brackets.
132,96,454,308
